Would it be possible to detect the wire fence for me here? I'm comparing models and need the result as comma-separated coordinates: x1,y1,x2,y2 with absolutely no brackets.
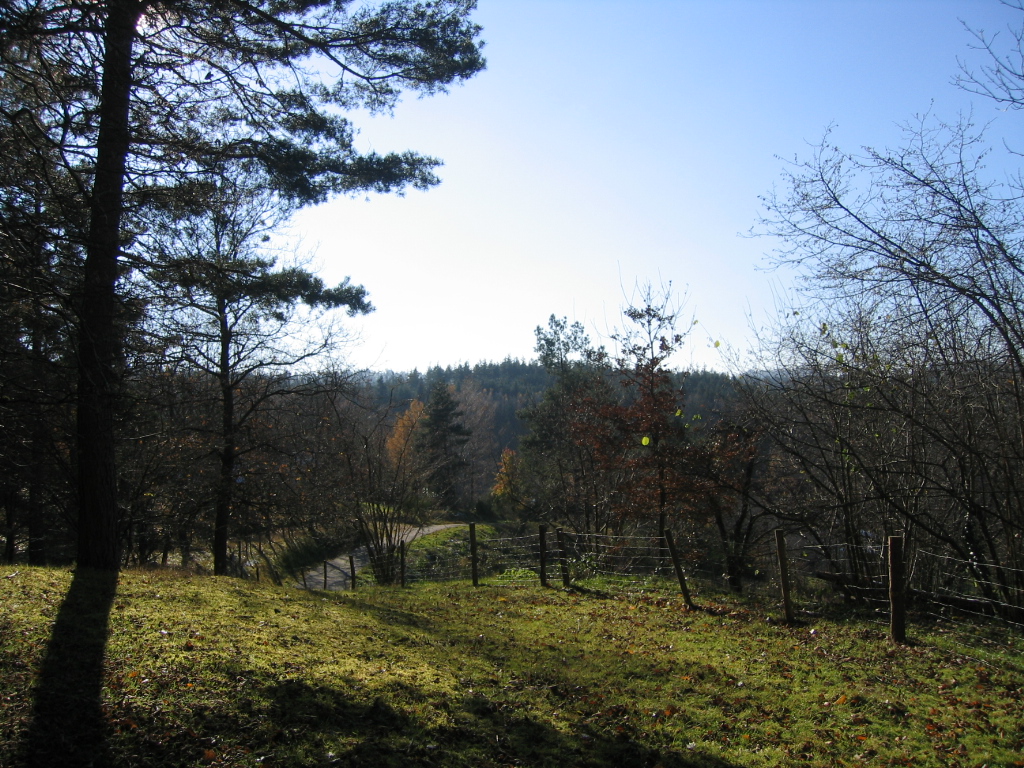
780,541,892,615
306,524,1024,657
407,530,545,586
915,550,1024,626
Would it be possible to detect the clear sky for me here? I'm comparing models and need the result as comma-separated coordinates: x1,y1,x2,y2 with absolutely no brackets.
293,0,1020,374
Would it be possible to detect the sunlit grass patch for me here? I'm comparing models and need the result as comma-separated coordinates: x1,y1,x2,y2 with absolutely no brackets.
1,565,1022,767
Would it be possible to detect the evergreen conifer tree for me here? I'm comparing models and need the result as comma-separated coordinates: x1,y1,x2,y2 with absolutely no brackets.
0,0,484,568
416,381,470,511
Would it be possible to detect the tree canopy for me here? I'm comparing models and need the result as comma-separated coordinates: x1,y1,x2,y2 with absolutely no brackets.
0,0,485,569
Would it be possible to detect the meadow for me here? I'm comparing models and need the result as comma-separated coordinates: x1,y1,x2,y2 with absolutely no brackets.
1,564,1021,767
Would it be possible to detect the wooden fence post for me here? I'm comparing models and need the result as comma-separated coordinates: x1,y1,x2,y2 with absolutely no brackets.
349,554,357,591
664,531,695,610
889,535,906,643
775,529,795,625
555,528,572,588
323,560,328,591
400,541,407,588
539,524,549,587
470,523,479,587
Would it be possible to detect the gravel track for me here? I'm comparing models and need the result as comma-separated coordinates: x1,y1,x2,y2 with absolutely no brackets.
299,523,464,591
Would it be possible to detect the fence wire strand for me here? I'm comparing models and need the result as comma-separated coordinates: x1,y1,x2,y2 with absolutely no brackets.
307,527,1024,650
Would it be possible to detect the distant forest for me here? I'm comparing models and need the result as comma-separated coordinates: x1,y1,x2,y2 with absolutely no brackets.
366,360,737,454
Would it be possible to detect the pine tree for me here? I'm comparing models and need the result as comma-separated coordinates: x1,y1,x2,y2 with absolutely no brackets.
0,0,484,568
141,164,372,575
416,381,471,511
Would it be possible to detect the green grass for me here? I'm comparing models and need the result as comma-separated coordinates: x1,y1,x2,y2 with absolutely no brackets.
1,565,1022,767
405,524,508,583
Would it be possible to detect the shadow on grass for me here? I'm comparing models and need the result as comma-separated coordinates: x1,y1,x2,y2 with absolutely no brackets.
259,677,743,768
20,568,118,768
299,594,743,768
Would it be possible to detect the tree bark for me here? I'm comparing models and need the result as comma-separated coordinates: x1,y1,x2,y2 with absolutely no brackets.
3,488,17,563
213,298,235,575
76,1,140,570
28,317,47,565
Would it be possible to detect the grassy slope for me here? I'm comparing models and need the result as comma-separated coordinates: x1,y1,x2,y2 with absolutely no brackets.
1,565,1022,768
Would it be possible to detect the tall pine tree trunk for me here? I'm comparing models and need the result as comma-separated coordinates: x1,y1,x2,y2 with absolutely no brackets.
28,304,47,565
2,488,16,563
213,299,235,575
76,1,140,570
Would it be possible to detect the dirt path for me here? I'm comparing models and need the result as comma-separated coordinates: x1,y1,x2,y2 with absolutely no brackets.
299,523,464,591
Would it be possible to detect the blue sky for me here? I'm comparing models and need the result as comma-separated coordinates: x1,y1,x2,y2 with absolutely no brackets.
293,0,1020,373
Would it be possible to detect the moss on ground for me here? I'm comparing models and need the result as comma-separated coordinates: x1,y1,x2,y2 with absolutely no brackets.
1,566,1021,767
